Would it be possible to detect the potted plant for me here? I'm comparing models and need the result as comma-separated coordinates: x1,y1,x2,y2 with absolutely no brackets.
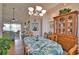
0,37,13,55
59,8,71,15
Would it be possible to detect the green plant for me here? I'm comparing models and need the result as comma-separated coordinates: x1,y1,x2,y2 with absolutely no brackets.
59,8,71,15
0,37,13,55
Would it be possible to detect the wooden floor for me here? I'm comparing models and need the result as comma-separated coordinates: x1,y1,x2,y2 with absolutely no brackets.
8,39,24,55
8,38,79,55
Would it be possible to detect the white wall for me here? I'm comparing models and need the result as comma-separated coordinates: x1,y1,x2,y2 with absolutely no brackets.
26,14,51,36
42,14,50,35
27,16,41,36
0,4,2,37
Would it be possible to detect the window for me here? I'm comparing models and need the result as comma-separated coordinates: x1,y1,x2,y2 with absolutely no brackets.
3,24,21,32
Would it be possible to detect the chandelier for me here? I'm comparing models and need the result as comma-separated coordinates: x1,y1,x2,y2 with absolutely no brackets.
28,6,46,16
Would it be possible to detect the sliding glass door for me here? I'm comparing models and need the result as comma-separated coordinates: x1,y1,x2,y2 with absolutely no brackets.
3,23,21,40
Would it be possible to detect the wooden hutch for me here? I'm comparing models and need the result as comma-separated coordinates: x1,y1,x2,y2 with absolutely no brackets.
48,11,79,55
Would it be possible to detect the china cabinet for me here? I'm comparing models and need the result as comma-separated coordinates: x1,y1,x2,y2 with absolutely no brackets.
53,11,78,37
48,11,79,54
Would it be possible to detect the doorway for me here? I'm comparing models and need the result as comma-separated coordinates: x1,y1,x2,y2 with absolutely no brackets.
3,23,21,40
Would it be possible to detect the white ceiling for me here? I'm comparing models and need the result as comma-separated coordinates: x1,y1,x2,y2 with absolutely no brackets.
3,3,58,23
3,3,58,10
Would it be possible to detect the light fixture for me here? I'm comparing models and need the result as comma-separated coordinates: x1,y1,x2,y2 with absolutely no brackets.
36,6,42,11
28,7,34,11
28,6,46,16
12,8,15,21
39,13,43,16
42,10,46,14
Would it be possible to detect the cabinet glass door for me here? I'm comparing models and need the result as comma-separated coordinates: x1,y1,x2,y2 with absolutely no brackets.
58,17,65,34
67,16,73,35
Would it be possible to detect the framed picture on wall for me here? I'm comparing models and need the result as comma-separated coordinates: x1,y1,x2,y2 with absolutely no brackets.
32,23,39,31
